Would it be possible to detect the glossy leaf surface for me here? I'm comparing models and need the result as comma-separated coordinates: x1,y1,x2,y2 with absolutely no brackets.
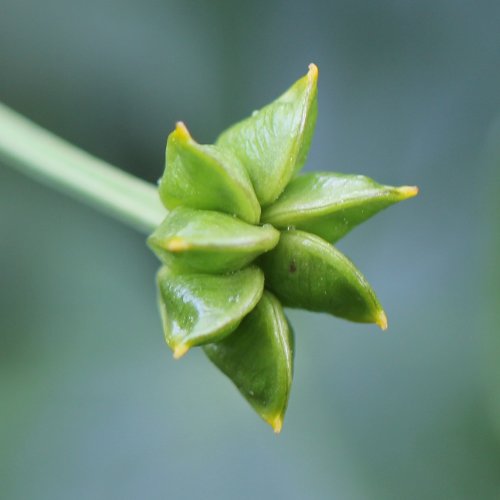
159,122,261,224
157,266,264,358
204,291,294,433
216,64,318,206
148,207,279,274
260,230,387,328
262,173,419,242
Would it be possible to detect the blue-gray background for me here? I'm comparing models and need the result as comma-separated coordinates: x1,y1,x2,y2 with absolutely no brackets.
1,1,499,499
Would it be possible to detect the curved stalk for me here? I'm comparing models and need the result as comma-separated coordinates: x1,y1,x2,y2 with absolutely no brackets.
0,102,165,234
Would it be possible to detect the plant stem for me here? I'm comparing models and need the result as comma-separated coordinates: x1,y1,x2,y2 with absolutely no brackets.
0,102,165,234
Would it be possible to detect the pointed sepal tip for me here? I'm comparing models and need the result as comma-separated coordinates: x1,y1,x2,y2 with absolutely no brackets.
308,63,318,80
376,310,388,331
396,185,419,199
165,236,191,252
174,121,191,141
173,343,189,359
266,414,283,434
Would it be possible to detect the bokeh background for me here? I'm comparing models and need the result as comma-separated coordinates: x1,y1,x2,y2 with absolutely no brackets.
1,1,500,498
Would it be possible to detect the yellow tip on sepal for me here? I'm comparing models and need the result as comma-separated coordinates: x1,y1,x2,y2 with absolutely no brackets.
166,237,191,252
175,121,191,141
376,311,388,331
397,185,419,199
308,63,319,81
266,415,283,434
173,344,189,359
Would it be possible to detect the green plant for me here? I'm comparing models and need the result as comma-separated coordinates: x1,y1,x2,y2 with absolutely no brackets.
0,64,417,433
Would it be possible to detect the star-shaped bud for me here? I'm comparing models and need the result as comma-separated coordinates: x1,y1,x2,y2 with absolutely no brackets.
150,64,418,432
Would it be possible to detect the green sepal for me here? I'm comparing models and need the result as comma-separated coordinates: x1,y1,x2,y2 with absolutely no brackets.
148,207,280,274
204,291,294,433
156,265,264,358
159,122,261,224
262,173,419,243
216,64,318,207
259,230,387,328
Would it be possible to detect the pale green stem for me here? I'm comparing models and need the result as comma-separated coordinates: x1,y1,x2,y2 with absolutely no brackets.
0,102,165,234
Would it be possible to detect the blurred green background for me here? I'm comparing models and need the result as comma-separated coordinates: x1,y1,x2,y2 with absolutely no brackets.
1,1,500,498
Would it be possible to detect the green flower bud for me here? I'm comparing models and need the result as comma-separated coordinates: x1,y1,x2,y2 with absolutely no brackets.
150,64,417,431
